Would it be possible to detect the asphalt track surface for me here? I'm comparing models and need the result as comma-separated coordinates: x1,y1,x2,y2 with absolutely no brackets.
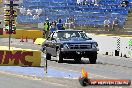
0,72,72,88
0,38,132,88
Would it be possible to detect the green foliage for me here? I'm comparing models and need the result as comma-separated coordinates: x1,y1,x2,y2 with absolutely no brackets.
128,39,132,46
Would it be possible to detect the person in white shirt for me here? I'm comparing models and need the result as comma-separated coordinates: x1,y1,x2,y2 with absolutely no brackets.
112,17,120,31
104,18,110,31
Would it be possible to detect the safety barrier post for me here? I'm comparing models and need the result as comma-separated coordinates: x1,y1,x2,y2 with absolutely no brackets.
115,38,120,56
44,57,48,74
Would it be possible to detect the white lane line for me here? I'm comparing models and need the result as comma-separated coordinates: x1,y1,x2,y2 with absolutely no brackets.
0,71,68,87
48,66,117,79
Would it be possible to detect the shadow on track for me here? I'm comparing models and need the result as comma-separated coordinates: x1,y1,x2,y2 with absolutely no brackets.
50,59,101,64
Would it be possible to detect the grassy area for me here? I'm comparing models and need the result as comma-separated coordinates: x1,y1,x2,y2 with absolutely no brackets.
75,26,102,30
127,17,132,21
74,25,132,37
95,33,132,37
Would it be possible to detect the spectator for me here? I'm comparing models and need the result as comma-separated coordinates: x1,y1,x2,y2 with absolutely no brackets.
43,18,51,38
70,22,75,29
65,18,75,29
104,18,110,31
94,0,99,6
85,0,90,5
77,0,83,4
50,21,57,33
56,19,65,30
112,17,120,31
121,0,129,7
90,0,99,6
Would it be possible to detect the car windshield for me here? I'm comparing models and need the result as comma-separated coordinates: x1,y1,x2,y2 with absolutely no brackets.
56,31,89,40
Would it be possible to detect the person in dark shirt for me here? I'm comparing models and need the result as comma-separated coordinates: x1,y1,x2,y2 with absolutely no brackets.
56,19,65,30
50,21,57,33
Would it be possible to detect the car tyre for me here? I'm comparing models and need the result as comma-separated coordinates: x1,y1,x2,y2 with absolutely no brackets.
89,53,97,64
56,50,63,63
46,53,51,60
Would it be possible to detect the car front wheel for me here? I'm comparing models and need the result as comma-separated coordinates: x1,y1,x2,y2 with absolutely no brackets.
89,53,97,64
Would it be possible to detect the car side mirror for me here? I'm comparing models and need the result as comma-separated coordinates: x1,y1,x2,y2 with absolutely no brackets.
89,38,92,40
51,37,56,41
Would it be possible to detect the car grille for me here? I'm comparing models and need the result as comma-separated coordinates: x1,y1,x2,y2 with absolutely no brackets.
69,44,91,49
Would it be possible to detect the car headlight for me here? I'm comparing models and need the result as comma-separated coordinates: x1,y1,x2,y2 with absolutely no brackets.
63,44,70,49
92,43,98,48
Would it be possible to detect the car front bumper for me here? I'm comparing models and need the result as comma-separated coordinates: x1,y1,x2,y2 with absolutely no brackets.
61,48,99,52
60,48,98,58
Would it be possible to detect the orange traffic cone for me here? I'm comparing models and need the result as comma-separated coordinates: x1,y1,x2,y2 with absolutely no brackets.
25,36,28,42
79,67,90,86
85,72,88,78
81,67,89,78
20,36,24,42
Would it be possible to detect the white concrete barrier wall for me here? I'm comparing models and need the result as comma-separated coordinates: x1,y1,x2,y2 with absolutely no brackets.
87,33,132,58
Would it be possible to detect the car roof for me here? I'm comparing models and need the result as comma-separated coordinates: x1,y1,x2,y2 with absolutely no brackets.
56,29,83,32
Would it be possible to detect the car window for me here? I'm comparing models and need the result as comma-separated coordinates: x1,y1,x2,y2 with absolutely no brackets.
57,32,66,39
57,31,89,40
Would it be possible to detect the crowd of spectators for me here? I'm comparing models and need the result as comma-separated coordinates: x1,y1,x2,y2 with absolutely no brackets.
77,0,130,6
77,0,100,6
77,0,130,31
121,0,129,7
43,18,65,38
103,17,122,31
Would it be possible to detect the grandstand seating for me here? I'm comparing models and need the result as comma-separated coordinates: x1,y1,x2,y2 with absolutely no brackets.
17,0,131,28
